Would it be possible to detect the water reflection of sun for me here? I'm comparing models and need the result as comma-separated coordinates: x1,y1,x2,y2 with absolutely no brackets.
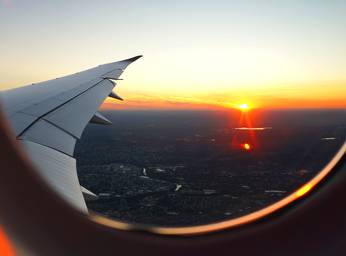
241,143,252,151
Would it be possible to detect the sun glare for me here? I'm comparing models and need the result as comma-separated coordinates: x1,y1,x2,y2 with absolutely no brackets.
238,103,250,111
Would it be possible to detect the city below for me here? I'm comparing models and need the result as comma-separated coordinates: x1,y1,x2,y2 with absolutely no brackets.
75,109,345,226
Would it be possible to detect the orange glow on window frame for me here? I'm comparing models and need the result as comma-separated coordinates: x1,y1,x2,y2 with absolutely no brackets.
0,227,15,256
295,184,313,198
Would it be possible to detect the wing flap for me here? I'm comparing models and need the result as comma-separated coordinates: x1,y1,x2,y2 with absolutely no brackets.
20,120,76,156
21,140,87,212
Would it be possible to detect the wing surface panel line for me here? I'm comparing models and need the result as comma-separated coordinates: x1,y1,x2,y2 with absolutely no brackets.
17,79,112,138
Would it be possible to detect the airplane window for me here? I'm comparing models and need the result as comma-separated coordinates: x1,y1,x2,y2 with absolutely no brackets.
0,1,345,235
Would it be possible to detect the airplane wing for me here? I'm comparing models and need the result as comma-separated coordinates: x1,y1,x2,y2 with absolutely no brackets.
0,56,142,212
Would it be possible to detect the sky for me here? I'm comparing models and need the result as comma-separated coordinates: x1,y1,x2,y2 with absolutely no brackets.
0,0,345,109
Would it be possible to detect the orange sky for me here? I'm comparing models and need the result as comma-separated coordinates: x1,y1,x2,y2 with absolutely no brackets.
101,81,346,111
1,1,345,111
101,95,346,111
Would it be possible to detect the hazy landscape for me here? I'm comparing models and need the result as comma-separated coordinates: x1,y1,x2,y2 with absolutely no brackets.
75,109,345,226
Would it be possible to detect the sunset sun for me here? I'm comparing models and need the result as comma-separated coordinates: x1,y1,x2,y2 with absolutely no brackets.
238,103,250,111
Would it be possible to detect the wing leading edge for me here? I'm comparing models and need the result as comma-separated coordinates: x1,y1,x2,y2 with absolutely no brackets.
0,56,142,212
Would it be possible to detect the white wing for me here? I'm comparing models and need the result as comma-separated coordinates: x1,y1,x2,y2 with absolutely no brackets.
0,56,142,212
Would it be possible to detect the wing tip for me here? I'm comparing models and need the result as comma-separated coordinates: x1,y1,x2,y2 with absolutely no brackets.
122,55,143,63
